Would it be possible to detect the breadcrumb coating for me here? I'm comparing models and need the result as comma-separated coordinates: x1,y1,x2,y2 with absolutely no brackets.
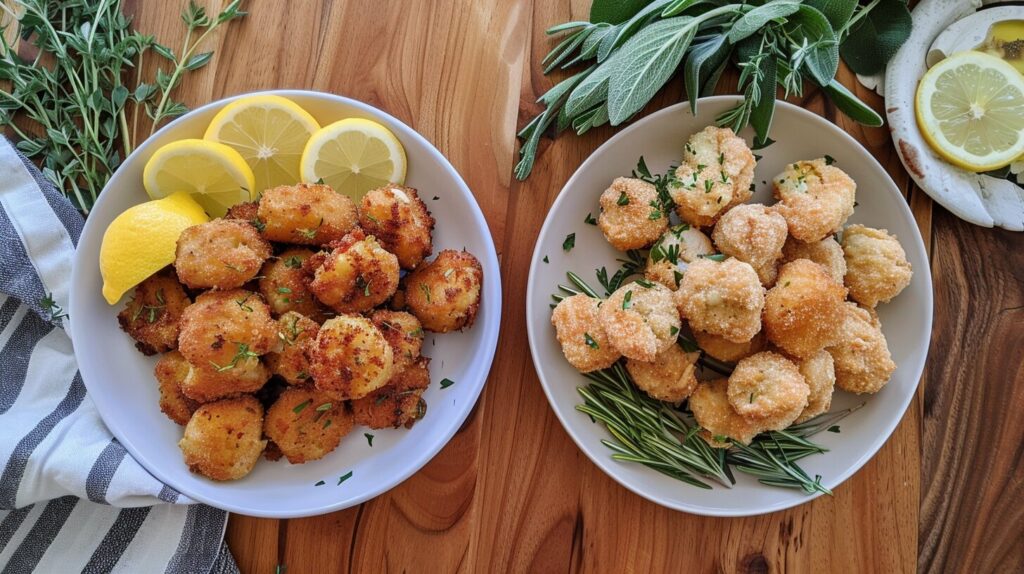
689,378,762,447
154,351,199,425
841,224,913,308
309,314,394,400
263,386,352,464
781,236,847,284
179,395,266,481
257,183,357,245
763,259,847,358
117,268,190,356
403,250,483,333
351,357,431,429
265,312,319,385
551,294,621,373
726,351,808,430
599,281,681,362
772,159,856,242
693,328,766,363
258,248,330,322
711,204,788,286
670,126,756,228
675,258,763,344
370,310,425,369
625,344,699,403
359,185,435,270
597,177,669,250
794,350,836,424
828,302,896,394
174,219,271,289
307,230,400,314
644,225,714,290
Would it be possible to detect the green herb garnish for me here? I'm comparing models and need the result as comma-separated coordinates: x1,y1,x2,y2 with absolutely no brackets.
440,378,455,389
562,233,576,252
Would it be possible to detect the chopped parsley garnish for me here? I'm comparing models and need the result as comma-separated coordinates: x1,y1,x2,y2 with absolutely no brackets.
235,295,254,312
584,333,599,349
704,179,713,193
432,195,439,201
717,152,724,165
295,217,323,240
419,283,432,303
669,326,679,336
276,287,292,294
673,270,684,287
337,471,353,485
635,279,654,288
315,480,325,486
292,399,311,414
543,255,549,264
283,256,303,268
616,191,629,206
562,233,575,252
209,342,258,372
701,253,727,262
824,154,836,165
365,433,374,446
622,290,633,310
828,425,841,433
440,378,455,389
584,212,598,225
315,402,332,412
250,217,266,232
648,200,662,220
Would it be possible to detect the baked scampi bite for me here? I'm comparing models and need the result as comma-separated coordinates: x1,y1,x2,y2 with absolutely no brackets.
551,294,621,373
599,281,681,363
597,177,669,250
670,126,756,228
675,257,764,344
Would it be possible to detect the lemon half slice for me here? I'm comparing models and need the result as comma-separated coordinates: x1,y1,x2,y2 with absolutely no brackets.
916,51,1024,172
143,139,256,217
300,118,406,200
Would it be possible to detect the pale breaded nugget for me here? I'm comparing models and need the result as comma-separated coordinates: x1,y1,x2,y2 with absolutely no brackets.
179,395,266,481
689,378,762,447
174,219,271,289
154,351,199,425
827,302,895,394
772,159,856,242
263,386,353,464
670,126,755,228
645,224,714,290
258,248,330,322
370,310,424,369
693,328,766,363
359,185,435,270
307,230,400,314
726,351,808,431
763,259,847,358
794,349,836,423
117,268,191,356
675,258,764,344
781,236,846,284
625,344,699,403
309,314,394,400
551,294,621,373
403,250,483,333
351,357,431,429
257,183,357,245
597,177,669,250
712,204,788,286
600,281,681,362
841,225,913,308
265,312,319,386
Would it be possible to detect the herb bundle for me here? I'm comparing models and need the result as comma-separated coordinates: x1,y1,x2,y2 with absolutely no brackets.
515,0,912,180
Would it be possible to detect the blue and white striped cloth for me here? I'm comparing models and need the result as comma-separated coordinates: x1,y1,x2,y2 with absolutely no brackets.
0,137,237,574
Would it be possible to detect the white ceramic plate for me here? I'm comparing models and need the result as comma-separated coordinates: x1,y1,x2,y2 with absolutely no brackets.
68,90,501,518
526,96,933,517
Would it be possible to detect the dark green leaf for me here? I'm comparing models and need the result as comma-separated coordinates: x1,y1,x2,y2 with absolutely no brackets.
683,34,729,114
839,0,912,75
727,0,801,44
786,6,839,87
661,0,704,18
597,0,673,62
804,0,857,30
112,85,129,111
750,54,776,145
184,51,213,71
823,79,882,126
590,0,651,25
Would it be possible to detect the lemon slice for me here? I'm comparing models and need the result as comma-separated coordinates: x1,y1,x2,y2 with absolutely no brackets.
143,139,256,217
916,51,1024,172
100,191,209,304
300,118,407,200
203,95,320,194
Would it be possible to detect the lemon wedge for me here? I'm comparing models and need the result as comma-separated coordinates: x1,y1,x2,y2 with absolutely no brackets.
143,139,256,217
916,51,1024,172
299,118,406,200
100,191,208,304
203,95,320,194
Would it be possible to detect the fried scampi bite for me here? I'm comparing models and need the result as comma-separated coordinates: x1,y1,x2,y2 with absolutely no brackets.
827,302,896,394
794,350,836,424
781,236,847,284
174,219,271,289
599,281,681,362
263,386,353,464
359,185,435,270
551,294,621,373
259,247,330,322
762,259,847,358
675,258,764,344
370,310,424,369
670,126,756,228
257,183,357,245
772,159,856,242
117,268,191,355
644,225,714,290
307,230,400,314
179,395,266,481
351,357,431,429
689,378,762,447
693,329,766,363
265,312,319,385
711,204,788,286
224,201,259,224
726,351,808,431
309,314,394,400
154,351,199,425
625,344,699,403
841,225,913,308
403,249,483,333
597,177,669,250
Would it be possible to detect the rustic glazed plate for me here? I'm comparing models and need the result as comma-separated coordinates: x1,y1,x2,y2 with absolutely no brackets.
69,90,501,518
526,96,932,516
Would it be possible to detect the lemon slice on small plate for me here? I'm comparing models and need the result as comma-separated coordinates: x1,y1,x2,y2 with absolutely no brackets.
143,139,256,217
300,118,407,200
916,51,1024,172
204,94,320,194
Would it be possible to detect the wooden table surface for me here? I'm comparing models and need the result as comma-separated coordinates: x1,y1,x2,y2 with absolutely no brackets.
126,1,1023,572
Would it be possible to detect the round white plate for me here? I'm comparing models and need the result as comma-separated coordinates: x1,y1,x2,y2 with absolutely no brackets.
69,90,502,518
526,96,933,517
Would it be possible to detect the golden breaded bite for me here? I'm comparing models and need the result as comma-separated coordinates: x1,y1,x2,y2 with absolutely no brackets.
258,248,330,322
625,344,698,403
174,219,271,289
257,183,357,245
179,396,266,481
117,268,191,356
309,314,394,400
711,204,788,285
645,225,714,290
689,378,761,447
403,249,483,333
265,312,319,385
693,329,765,363
351,358,431,429
841,225,913,308
827,303,895,394
597,177,669,250
795,350,836,423
675,258,763,343
370,310,424,369
772,159,856,242
781,236,846,284
307,230,400,314
551,294,621,373
670,126,755,228
599,281,681,362
359,185,435,270
180,360,270,403
154,351,199,425
727,351,808,431
263,386,353,464
224,201,260,224
763,259,847,358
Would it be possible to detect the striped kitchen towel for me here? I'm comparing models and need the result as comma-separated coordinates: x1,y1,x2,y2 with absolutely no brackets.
0,136,238,574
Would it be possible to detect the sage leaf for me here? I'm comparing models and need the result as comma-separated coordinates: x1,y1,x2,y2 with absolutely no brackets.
839,0,912,75
590,0,651,25
786,6,839,87
564,63,613,118
684,34,729,114
727,0,801,44
546,21,590,35
750,55,776,145
823,79,882,126
543,27,591,73
598,0,673,62
661,0,705,18
804,0,857,31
